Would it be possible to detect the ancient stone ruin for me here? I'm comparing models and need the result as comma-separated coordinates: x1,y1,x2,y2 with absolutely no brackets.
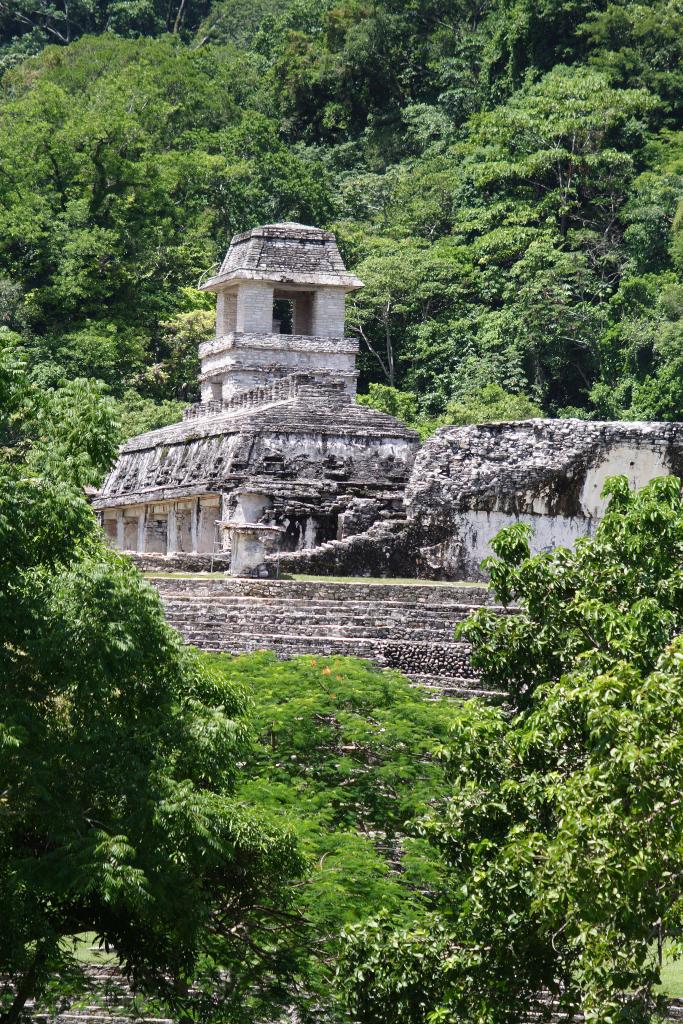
95,221,683,584
274,418,683,581
93,223,419,573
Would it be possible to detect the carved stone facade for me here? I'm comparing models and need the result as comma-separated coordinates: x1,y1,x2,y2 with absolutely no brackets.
266,419,683,581
93,224,419,566
404,420,683,579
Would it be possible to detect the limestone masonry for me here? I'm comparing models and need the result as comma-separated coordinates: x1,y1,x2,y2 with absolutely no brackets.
94,223,419,574
95,222,683,582
268,419,683,580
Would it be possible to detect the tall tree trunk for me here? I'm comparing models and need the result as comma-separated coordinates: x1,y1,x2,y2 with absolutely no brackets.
0,944,49,1024
384,306,395,387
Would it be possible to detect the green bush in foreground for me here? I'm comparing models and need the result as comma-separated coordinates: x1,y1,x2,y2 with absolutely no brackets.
208,651,457,1022
340,477,683,1024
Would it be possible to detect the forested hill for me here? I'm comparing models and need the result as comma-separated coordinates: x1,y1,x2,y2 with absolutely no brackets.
1,0,682,438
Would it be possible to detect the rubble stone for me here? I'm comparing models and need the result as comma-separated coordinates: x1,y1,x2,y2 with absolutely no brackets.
269,419,683,581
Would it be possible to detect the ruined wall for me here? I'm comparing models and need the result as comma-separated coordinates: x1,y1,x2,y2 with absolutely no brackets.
271,420,683,582
406,420,683,580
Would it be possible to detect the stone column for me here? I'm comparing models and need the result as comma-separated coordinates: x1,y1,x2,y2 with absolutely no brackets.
167,504,178,554
236,282,275,333
190,499,199,553
137,509,147,552
116,511,124,550
216,289,237,335
228,523,283,577
311,287,346,338
293,292,313,335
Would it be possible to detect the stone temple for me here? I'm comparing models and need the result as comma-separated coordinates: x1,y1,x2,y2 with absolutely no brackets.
94,220,683,693
95,219,683,584
93,223,419,573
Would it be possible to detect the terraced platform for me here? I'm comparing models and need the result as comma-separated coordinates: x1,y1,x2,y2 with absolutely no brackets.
149,576,506,700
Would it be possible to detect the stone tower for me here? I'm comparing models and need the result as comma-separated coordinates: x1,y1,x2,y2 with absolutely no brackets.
197,222,364,401
93,222,419,568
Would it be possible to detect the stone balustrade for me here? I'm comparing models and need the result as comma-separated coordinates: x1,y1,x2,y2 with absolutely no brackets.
183,371,353,421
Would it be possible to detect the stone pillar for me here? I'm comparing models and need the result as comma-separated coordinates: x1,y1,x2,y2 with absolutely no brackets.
190,500,199,553
137,509,147,552
216,289,237,336
167,504,178,554
311,287,346,338
228,523,283,577
116,511,124,550
197,502,218,553
235,282,275,334
293,292,313,335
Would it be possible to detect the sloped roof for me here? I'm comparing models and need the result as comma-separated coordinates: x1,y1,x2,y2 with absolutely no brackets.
92,398,418,509
199,223,364,291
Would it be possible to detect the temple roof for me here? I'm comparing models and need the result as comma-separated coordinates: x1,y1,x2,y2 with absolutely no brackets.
199,222,364,292
92,396,418,510
114,395,418,453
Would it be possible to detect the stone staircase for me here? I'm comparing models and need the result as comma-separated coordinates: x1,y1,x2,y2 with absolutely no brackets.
149,577,506,700
23,964,172,1024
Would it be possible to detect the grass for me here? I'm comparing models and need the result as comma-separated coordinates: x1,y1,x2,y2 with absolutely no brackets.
661,949,683,998
62,932,117,965
290,574,485,586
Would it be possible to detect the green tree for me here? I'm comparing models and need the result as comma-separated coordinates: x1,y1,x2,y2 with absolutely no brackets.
347,237,463,388
212,650,457,1022
0,0,214,70
0,35,331,395
581,1,683,126
443,381,542,424
0,346,303,1023
340,476,683,1024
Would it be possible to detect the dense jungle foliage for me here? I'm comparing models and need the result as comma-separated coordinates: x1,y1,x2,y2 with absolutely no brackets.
4,5,683,1022
0,345,305,1024
0,0,681,436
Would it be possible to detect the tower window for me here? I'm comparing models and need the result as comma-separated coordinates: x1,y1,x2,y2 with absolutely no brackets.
273,298,293,335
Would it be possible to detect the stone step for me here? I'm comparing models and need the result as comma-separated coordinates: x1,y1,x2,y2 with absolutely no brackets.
170,619,462,642
159,600,485,626
187,632,477,678
170,626,470,650
149,577,493,606
407,672,493,690
406,673,506,701
33,1017,172,1024
148,577,497,696
158,593,490,614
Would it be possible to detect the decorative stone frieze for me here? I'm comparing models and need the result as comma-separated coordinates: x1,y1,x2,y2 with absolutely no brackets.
269,419,683,581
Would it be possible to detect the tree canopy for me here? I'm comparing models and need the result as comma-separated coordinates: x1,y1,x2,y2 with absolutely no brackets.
0,346,303,1023
0,0,680,431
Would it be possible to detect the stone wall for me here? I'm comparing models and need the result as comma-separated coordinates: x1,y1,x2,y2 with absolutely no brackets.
94,373,419,562
150,576,501,699
270,420,683,582
198,333,359,400
406,420,683,580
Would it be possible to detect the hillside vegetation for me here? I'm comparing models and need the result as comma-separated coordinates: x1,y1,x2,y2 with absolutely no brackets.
0,0,681,437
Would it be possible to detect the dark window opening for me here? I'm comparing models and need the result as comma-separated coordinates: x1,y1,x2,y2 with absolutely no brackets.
273,298,293,335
